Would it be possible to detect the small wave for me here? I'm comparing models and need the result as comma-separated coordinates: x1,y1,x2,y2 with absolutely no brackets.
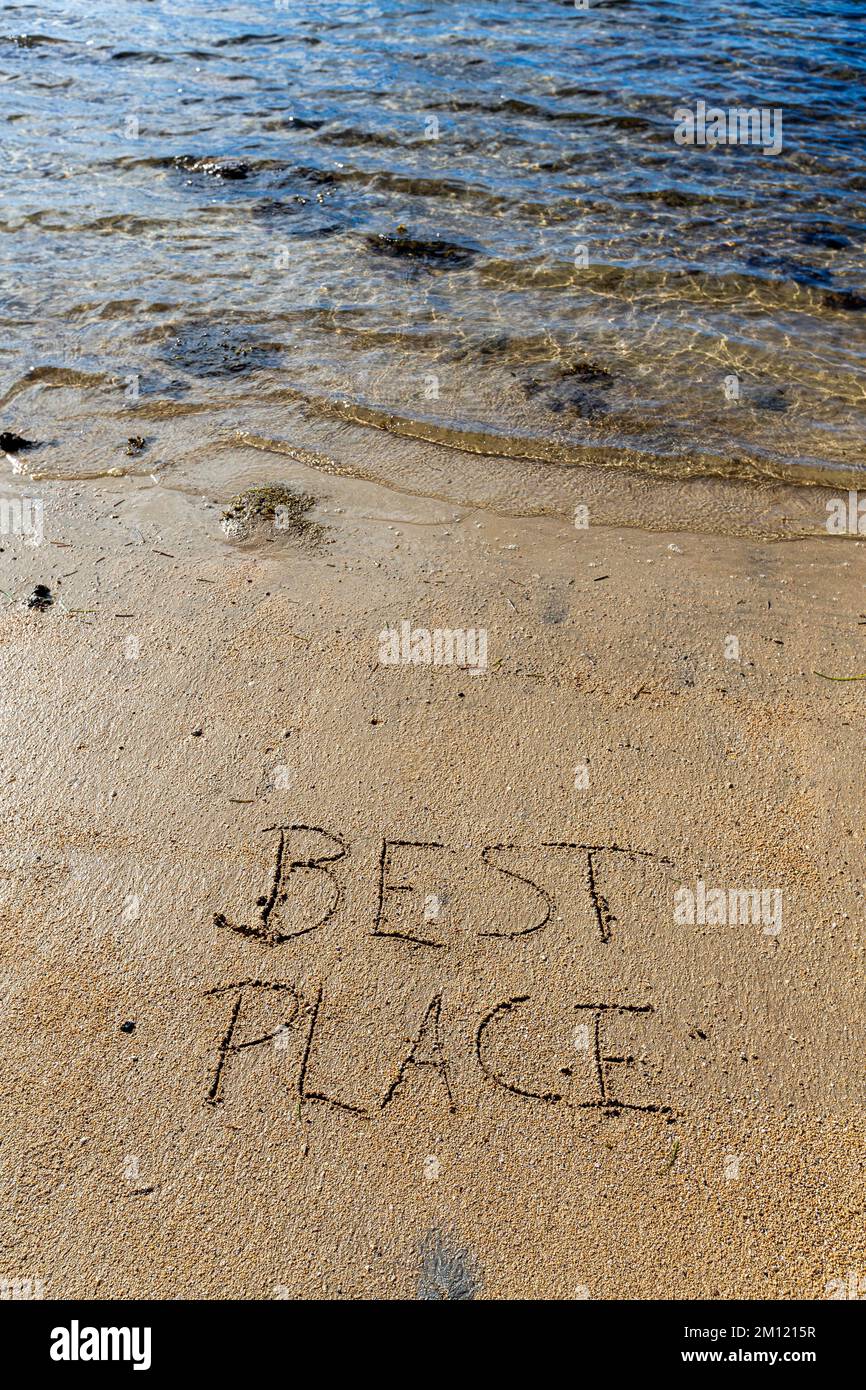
477,256,866,314
109,50,172,64
1,33,67,48
211,32,290,48
247,386,864,491
0,365,111,408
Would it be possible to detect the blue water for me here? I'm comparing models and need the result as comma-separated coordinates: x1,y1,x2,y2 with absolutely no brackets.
1,0,865,490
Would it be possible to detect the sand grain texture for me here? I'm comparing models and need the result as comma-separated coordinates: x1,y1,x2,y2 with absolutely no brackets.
0,464,863,1299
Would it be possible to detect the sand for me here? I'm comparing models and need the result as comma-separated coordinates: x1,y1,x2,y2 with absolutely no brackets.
0,452,864,1300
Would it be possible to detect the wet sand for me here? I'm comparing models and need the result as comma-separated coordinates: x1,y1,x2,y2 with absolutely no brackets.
0,455,864,1299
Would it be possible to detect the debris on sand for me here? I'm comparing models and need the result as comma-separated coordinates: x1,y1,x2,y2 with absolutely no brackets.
220,483,320,542
417,1231,480,1301
125,436,147,456
25,584,53,611
0,432,38,453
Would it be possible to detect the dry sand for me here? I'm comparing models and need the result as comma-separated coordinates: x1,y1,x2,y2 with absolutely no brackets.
0,449,864,1300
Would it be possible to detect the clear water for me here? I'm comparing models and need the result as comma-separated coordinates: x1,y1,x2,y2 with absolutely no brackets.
2,0,865,505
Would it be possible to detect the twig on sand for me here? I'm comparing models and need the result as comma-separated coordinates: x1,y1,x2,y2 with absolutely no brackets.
813,670,866,681
661,1139,680,1173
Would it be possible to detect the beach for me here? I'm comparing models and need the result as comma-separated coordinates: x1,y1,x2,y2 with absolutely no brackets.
1,0,865,1306
1,448,864,1299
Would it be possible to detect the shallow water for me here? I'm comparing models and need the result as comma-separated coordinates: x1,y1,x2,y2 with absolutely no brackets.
1,0,865,514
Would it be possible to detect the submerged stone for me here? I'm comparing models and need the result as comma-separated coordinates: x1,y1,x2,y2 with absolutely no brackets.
172,155,252,180
366,229,476,267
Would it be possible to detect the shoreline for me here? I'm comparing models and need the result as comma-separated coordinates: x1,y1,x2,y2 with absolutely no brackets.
6,416,866,544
